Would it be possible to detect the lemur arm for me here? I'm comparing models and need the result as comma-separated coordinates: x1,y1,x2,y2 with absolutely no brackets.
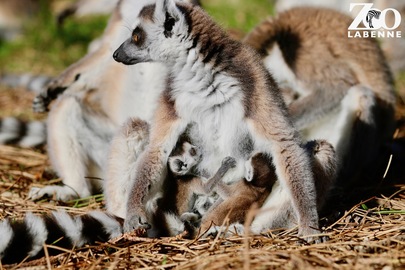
32,47,108,112
124,96,188,232
201,156,236,194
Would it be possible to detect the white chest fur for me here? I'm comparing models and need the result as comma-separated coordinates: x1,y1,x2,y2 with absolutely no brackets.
170,52,251,177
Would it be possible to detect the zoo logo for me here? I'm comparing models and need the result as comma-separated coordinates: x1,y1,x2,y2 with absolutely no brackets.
349,3,401,30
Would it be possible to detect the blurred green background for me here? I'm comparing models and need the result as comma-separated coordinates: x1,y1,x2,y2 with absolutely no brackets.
0,0,273,76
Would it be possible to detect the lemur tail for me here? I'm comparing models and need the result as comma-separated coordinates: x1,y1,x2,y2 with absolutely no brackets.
0,211,123,265
0,73,52,95
0,117,46,147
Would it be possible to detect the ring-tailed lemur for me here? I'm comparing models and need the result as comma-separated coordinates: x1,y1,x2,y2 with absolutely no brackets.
2,0,391,266
148,137,237,237
28,0,171,202
0,138,336,265
274,0,405,75
113,0,321,241
243,7,396,188
104,118,237,237
27,4,395,204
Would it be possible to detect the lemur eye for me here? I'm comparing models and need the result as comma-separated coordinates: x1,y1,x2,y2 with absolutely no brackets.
131,27,145,46
133,34,139,43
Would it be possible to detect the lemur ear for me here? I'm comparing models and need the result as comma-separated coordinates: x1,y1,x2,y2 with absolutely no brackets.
156,0,181,36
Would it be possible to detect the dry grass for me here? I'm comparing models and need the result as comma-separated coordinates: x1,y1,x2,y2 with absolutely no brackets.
0,178,404,269
0,96,404,269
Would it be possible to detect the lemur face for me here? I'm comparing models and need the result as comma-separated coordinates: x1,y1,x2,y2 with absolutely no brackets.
168,142,202,176
113,0,192,66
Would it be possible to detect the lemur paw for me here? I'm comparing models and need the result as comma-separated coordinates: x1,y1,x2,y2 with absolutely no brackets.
180,212,201,223
32,95,48,113
28,187,46,201
124,214,151,233
298,227,327,244
28,186,83,202
221,156,237,169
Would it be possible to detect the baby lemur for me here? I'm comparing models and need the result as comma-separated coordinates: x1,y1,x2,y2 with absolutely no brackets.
150,138,337,238
147,135,237,237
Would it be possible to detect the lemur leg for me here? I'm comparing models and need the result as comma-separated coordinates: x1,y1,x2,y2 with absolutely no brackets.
105,118,150,219
336,85,384,183
328,85,376,161
123,113,188,232
300,85,377,181
29,97,115,201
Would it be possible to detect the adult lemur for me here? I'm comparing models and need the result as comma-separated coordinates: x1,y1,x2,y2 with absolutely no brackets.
241,7,396,233
113,0,321,240
243,7,396,186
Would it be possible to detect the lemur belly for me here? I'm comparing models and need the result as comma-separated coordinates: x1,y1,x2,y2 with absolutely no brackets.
172,52,251,182
188,118,250,183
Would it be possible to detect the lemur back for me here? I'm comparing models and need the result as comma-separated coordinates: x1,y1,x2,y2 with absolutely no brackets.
243,7,396,186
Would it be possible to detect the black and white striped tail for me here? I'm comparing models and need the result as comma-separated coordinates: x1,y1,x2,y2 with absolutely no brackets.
0,117,46,147
0,211,123,265
0,73,52,95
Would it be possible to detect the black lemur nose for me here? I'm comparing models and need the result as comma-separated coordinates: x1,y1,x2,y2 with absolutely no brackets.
113,50,119,61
